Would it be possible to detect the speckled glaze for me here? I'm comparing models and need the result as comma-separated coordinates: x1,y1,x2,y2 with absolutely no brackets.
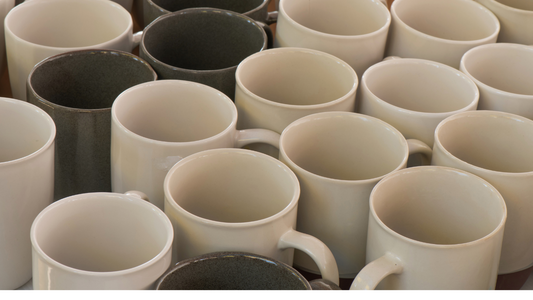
27,50,157,201
139,8,267,100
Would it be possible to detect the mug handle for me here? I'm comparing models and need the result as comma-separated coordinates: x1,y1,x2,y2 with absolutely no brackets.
350,252,403,290
278,229,340,285
125,190,150,201
407,139,432,165
132,31,143,49
234,129,280,149
255,21,274,49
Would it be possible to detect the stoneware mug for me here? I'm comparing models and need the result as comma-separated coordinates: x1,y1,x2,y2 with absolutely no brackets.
139,7,268,100
474,0,533,44
31,191,173,290
111,80,280,211
5,0,143,100
27,49,157,201
351,166,506,290
278,111,432,279
0,98,55,290
460,43,533,120
163,148,340,285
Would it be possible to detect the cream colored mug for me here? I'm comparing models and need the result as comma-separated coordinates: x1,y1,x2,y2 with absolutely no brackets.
475,0,533,44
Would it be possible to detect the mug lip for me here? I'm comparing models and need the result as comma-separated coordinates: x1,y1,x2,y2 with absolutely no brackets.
279,0,391,40
390,0,500,44
140,7,268,73
5,0,134,51
111,79,238,146
369,165,507,249
235,47,358,109
361,58,480,116
0,97,56,167
434,110,533,176
482,0,533,14
459,43,533,99
146,0,269,17
155,251,311,290
279,111,409,184
30,192,174,277
27,49,158,112
163,148,301,228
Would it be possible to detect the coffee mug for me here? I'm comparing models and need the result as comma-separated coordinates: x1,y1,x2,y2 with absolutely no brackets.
278,111,432,279
163,148,340,285
0,0,14,74
31,191,173,290
359,57,479,147
27,49,157,201
5,0,143,100
460,43,533,120
475,0,533,45
274,0,390,78
139,7,268,100
156,252,340,290
351,166,506,290
386,0,500,69
111,80,280,210
432,110,533,276
0,98,55,290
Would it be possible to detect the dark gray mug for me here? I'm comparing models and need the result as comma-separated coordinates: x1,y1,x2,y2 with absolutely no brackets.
27,49,157,201
139,7,267,100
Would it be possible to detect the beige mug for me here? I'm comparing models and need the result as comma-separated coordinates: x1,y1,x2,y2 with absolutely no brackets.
475,0,533,44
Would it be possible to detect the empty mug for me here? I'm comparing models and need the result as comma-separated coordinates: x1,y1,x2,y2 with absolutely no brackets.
475,0,533,44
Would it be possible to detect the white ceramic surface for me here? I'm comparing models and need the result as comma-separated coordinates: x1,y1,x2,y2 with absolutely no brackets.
31,191,173,290
0,98,55,289
460,43,533,120
111,80,280,210
278,111,432,278
5,0,142,100
163,148,340,285
432,110,533,275
0,0,14,74
386,0,500,69
351,166,506,290
475,0,533,44
274,0,390,78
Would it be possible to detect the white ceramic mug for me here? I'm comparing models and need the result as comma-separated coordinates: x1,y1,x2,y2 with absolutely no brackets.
0,0,14,74
111,80,280,210
0,98,55,290
432,110,533,275
475,0,533,44
359,57,479,147
274,0,390,78
31,191,173,290
386,0,500,69
460,43,533,120
278,111,432,278
351,166,506,290
5,0,142,100
163,148,340,285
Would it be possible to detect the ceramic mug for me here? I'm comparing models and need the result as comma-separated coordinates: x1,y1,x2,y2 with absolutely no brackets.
0,98,55,290
31,191,173,290
139,8,268,100
459,43,533,120
163,148,340,285
111,80,280,210
351,166,506,290
27,50,157,201
278,111,432,279
0,0,14,75
274,0,390,78
386,0,500,69
474,0,533,44
5,0,143,100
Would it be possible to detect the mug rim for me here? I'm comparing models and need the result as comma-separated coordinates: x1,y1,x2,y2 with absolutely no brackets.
480,0,533,14
235,47,358,109
146,0,270,17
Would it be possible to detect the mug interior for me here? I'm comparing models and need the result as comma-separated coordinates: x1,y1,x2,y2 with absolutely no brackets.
114,81,235,142
6,0,130,47
282,113,407,181
0,99,53,162
32,194,170,272
462,45,533,96
372,167,505,245
364,59,477,112
437,112,533,173
167,150,297,223
143,10,265,70
282,0,389,35
150,0,265,14
495,0,533,11
238,49,356,105
29,51,156,110
394,0,498,41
